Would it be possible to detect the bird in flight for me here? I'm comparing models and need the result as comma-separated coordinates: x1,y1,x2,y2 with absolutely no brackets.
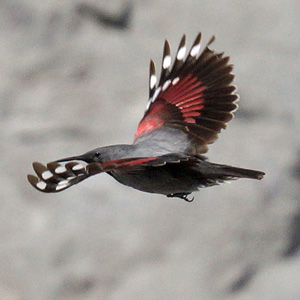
28,33,264,202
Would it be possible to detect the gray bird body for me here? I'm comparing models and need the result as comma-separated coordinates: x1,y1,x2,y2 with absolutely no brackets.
28,33,264,201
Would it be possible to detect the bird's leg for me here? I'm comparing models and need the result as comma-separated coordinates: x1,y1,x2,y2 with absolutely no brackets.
167,193,194,202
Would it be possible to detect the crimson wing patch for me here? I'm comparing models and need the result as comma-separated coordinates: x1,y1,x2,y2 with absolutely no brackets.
135,33,238,154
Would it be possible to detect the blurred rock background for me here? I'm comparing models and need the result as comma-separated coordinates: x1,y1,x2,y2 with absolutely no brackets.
1,0,300,299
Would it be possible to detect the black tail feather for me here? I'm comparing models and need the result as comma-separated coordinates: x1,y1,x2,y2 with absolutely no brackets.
212,163,265,180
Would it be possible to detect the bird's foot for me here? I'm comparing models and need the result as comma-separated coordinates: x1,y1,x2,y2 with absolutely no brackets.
182,194,194,202
167,193,194,202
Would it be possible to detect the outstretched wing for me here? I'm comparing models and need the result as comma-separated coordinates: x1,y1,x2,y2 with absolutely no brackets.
28,155,193,193
27,161,93,193
134,33,238,154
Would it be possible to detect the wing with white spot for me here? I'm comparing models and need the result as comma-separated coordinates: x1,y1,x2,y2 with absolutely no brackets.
135,33,238,154
27,154,202,193
27,161,92,193
27,156,171,193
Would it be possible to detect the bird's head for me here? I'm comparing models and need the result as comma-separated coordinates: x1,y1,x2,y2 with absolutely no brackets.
55,148,104,164
55,145,131,164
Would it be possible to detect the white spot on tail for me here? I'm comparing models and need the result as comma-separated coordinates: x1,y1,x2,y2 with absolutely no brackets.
55,165,67,174
163,55,171,69
172,77,180,85
42,170,53,180
150,75,157,89
37,181,47,190
177,46,186,60
162,79,171,91
190,44,201,57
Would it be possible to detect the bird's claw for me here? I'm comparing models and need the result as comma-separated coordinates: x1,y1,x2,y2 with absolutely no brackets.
182,194,194,202
167,193,194,202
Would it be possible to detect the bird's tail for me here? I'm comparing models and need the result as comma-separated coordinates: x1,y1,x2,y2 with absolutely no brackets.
207,162,265,181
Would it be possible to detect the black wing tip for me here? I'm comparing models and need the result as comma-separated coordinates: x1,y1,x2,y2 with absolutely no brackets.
181,34,186,43
27,173,50,193
28,160,91,193
207,35,216,47
195,32,202,43
149,60,157,97
32,161,45,170
164,39,171,54
150,59,156,74
27,174,38,186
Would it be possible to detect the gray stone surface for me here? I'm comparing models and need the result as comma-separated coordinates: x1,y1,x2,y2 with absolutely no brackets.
1,0,300,299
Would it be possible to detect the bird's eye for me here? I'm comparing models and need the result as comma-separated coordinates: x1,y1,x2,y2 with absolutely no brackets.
94,152,101,158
